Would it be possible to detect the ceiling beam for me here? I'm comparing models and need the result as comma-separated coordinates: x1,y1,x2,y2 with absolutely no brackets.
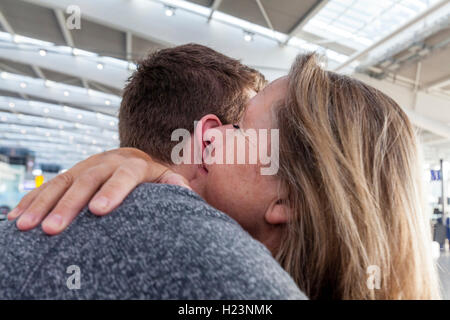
31,65,46,79
207,0,223,22
0,10,14,35
0,130,115,149
81,78,90,89
0,139,107,156
334,0,450,72
54,8,74,47
422,137,450,146
0,10,29,97
126,31,133,61
255,0,280,45
354,73,450,139
424,76,450,92
0,58,33,100
0,39,129,89
0,134,114,150
89,82,116,95
0,33,288,84
0,62,27,76
0,96,118,129
255,0,274,31
25,0,302,73
2,9,48,83
404,109,450,140
0,72,121,114
413,62,422,93
283,0,329,46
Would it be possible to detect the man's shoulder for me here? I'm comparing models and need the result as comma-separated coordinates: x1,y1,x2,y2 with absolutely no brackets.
113,183,238,225
0,184,307,299
96,183,306,300
87,183,255,255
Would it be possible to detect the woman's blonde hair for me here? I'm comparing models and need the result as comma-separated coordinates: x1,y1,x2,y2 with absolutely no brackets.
275,53,440,299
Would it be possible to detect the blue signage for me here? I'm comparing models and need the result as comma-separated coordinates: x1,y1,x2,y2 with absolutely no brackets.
431,170,442,181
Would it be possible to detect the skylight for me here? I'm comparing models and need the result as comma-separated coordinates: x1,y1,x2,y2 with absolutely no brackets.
303,0,441,51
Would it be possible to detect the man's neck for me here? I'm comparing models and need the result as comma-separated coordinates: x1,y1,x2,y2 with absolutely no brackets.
169,163,197,182
166,133,202,184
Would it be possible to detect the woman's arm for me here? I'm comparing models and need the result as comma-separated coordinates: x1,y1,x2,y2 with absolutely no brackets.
8,148,190,235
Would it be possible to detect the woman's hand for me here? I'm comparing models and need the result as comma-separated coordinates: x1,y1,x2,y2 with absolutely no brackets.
7,148,190,235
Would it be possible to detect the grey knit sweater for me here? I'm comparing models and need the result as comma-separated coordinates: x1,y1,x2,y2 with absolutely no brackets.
0,184,306,300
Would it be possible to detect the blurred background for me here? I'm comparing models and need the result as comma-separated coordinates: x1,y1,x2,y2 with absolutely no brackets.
0,0,449,296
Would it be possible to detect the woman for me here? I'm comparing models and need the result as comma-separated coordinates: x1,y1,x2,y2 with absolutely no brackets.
9,54,440,299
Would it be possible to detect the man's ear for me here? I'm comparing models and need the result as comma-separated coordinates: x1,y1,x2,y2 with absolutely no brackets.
265,199,289,226
194,114,222,160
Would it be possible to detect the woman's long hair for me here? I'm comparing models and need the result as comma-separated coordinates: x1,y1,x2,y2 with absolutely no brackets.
275,53,440,299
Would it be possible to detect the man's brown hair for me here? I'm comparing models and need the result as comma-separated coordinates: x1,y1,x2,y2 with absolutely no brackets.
119,43,266,163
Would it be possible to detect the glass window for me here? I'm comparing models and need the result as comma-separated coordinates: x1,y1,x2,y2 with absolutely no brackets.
302,0,440,51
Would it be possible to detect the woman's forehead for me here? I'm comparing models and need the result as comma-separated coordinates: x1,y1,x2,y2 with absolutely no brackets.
258,76,287,95
248,76,288,109
242,76,288,128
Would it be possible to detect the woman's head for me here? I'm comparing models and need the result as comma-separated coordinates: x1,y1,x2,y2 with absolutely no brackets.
275,53,439,299
198,53,440,300
194,77,290,255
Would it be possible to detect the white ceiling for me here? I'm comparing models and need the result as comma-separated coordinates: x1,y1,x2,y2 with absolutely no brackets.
0,0,449,168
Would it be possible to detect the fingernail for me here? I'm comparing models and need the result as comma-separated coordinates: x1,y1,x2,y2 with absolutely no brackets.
164,174,192,190
17,214,37,229
43,214,63,231
180,182,192,190
7,208,21,220
92,196,109,211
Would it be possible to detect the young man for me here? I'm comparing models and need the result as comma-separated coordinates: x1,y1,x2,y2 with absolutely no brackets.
0,44,306,300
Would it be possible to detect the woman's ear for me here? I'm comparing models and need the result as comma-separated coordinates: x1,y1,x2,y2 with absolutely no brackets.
265,199,289,226
194,114,222,161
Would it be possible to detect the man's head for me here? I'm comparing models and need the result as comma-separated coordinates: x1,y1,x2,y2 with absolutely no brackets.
119,43,266,164
118,43,276,253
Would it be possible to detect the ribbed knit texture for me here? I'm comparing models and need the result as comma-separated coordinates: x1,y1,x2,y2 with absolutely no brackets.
0,183,306,300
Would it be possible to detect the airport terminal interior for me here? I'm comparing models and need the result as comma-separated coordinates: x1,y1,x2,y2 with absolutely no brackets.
0,0,450,299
